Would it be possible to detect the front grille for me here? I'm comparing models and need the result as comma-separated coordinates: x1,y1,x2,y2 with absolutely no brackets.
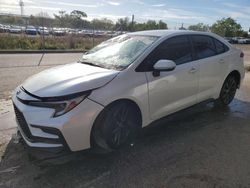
13,104,32,139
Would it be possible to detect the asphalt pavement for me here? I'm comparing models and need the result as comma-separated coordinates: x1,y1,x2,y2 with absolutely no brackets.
0,51,250,187
0,53,83,68
0,51,250,188
0,73,250,188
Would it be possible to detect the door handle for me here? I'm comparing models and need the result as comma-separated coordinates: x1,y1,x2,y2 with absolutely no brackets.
189,67,197,73
219,59,225,64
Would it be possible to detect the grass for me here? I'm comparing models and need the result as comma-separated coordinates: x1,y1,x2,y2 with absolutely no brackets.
0,33,109,50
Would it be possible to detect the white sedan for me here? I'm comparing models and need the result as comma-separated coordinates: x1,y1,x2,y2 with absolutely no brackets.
12,30,245,153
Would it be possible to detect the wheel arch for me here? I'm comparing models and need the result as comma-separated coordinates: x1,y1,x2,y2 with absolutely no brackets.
227,70,241,88
90,98,143,148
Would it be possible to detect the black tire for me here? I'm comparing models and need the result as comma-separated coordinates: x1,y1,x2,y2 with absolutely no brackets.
92,101,141,151
216,75,238,106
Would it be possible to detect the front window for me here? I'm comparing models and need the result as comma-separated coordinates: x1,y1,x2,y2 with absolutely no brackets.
137,36,193,71
79,34,159,70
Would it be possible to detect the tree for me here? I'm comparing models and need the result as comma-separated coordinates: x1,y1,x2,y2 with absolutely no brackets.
0,15,23,25
53,10,87,28
70,10,87,19
115,17,130,31
211,17,243,37
36,11,50,18
54,11,72,27
188,23,210,31
158,20,168,29
70,10,87,28
91,18,114,30
34,12,52,27
134,20,167,31
242,31,249,38
145,20,157,30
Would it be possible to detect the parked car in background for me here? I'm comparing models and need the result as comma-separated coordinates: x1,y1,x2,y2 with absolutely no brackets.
0,24,4,33
77,29,86,36
3,25,10,32
9,26,22,34
237,37,250,44
224,37,238,44
25,26,37,35
12,30,245,153
21,26,26,33
52,28,66,36
95,30,105,37
68,29,79,35
37,27,49,35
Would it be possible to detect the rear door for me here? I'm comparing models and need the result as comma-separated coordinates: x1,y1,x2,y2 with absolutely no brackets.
190,35,226,102
141,35,199,120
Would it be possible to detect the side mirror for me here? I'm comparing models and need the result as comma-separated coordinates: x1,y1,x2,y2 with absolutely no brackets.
153,60,176,77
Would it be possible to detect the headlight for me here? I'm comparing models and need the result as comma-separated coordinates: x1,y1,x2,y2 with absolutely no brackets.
29,95,87,117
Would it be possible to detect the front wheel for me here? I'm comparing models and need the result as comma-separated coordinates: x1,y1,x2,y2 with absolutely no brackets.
92,102,141,151
216,75,238,106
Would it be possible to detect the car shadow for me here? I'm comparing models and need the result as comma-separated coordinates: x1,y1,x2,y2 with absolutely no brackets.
1,98,250,187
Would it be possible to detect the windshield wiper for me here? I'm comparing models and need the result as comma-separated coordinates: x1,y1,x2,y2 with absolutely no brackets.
79,61,104,68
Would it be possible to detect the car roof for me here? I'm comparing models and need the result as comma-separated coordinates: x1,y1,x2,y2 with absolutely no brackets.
128,29,214,38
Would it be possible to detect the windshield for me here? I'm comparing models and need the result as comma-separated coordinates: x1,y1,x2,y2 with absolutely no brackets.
79,34,159,70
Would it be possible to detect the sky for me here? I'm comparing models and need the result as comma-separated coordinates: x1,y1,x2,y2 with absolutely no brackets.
0,0,250,30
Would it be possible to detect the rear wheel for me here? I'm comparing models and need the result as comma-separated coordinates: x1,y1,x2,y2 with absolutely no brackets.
216,75,238,106
92,101,141,151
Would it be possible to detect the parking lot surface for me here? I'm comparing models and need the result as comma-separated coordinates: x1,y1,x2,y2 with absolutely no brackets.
0,53,83,68
0,51,250,187
0,53,82,99
0,73,249,188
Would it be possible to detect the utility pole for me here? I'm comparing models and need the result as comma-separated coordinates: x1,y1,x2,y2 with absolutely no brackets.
131,14,135,32
92,24,95,47
19,0,24,16
42,13,45,50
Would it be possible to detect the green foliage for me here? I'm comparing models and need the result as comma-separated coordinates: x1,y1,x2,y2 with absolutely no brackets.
0,15,24,25
115,18,168,31
91,18,114,30
70,10,87,28
211,17,243,37
115,17,130,31
135,20,168,31
158,20,168,29
70,10,87,19
188,23,210,32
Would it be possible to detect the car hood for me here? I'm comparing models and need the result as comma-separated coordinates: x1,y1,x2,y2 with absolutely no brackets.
22,63,119,97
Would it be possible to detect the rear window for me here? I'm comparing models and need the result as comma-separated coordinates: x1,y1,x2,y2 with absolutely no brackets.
192,36,217,59
214,39,229,54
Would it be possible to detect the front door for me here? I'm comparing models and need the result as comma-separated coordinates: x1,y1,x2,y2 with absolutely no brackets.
142,35,199,120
